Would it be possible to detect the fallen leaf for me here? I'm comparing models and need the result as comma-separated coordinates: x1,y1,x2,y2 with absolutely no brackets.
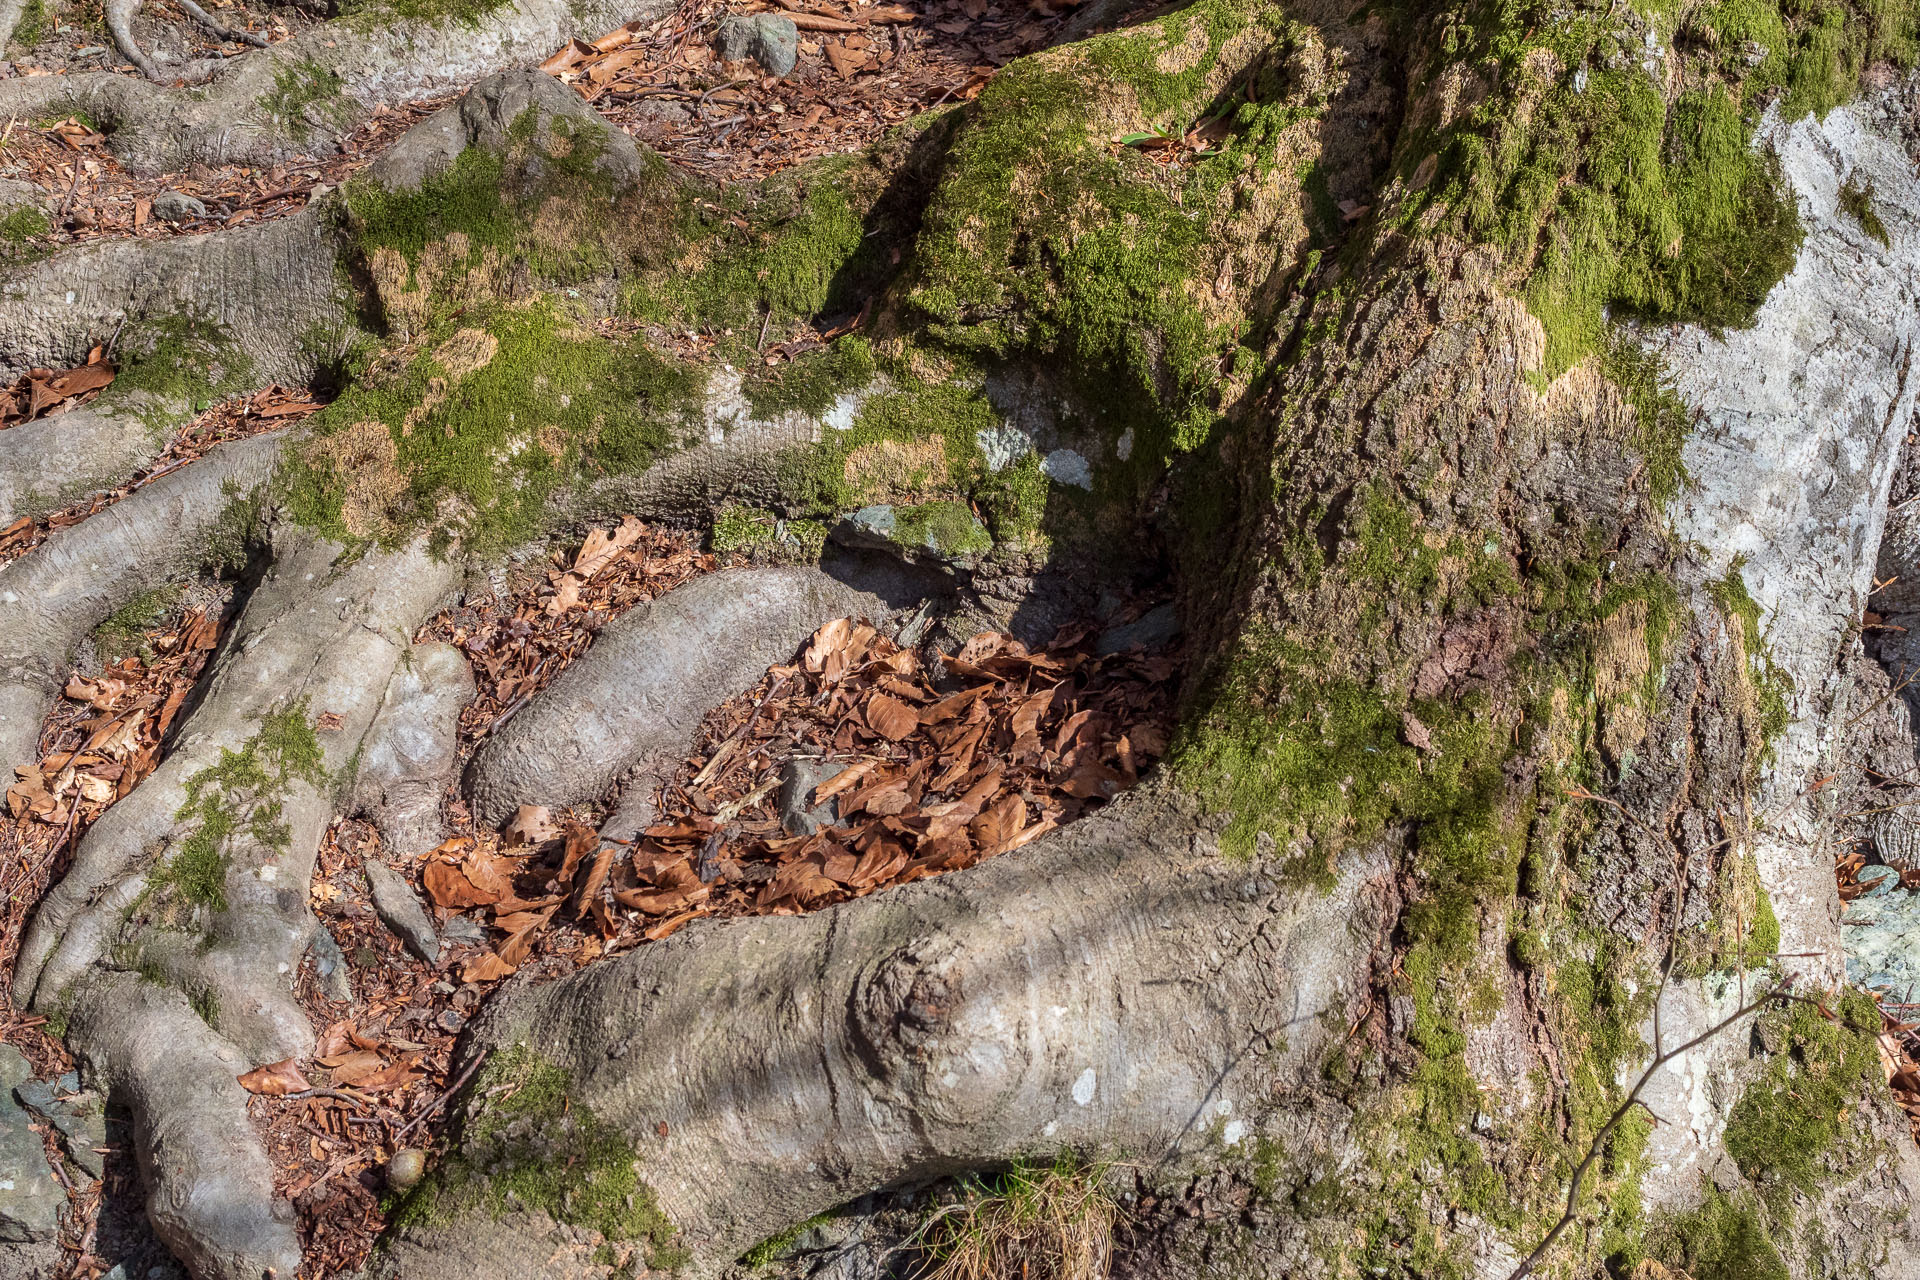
865,692,920,741
238,1058,312,1096
462,951,516,982
503,804,561,846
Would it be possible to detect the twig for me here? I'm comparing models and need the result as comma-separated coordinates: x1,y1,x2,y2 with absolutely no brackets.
389,1048,489,1146
1505,978,1792,1280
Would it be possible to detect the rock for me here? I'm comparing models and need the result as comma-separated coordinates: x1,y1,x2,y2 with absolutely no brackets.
435,1008,467,1036
1096,603,1182,656
440,914,486,946
1843,889,1920,994
387,1148,426,1191
1857,864,1902,898
363,859,440,965
0,1075,60,1241
0,1047,29,1092
777,758,842,837
15,1079,106,1180
832,501,990,562
309,927,356,1004
150,190,206,223
715,13,799,77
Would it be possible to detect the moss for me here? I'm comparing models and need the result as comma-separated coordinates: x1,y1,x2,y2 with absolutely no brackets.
283,301,696,553
111,314,254,419
188,986,220,1029
10,0,46,48
202,480,268,575
740,337,877,421
1724,992,1881,1207
0,205,47,243
394,1045,682,1267
740,1212,836,1268
164,703,329,912
1706,560,1793,761
894,499,991,555
1838,176,1890,247
339,0,507,24
94,585,183,663
1632,1184,1789,1280
262,59,351,142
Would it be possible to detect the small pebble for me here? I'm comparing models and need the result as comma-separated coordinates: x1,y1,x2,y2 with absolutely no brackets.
387,1147,426,1191
436,1008,466,1035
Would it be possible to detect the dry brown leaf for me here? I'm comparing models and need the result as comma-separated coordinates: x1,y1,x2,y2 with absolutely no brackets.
503,804,562,846
322,1050,385,1085
864,692,920,741
423,861,498,910
238,1058,312,1096
462,951,516,982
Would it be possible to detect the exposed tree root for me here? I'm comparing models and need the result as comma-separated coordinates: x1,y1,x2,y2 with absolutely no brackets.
378,787,1389,1277
0,428,285,774
464,561,937,830
352,641,475,858
106,0,172,84
0,0,678,175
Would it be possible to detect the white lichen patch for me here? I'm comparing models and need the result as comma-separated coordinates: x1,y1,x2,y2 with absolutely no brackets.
1071,1067,1096,1106
1042,448,1092,490
976,422,1032,472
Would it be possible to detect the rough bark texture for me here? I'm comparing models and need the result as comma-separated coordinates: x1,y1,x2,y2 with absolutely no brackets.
5,1,1920,1277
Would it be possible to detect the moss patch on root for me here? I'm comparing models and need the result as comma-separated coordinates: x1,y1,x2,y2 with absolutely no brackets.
1724,992,1883,1209
163,703,328,912
284,302,697,553
394,1045,683,1267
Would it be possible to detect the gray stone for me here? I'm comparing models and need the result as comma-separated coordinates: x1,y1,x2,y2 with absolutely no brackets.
1857,864,1902,897
150,190,207,223
1096,603,1182,656
0,1084,60,1241
715,13,799,77
364,858,440,965
440,914,486,946
777,758,843,837
15,1081,106,1180
309,927,355,1004
1843,890,1920,995
0,1049,28,1092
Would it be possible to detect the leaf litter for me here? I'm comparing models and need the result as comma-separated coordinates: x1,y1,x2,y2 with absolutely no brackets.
0,507,1178,1275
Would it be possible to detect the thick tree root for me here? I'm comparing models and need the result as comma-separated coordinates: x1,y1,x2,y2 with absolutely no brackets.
67,971,302,1280
106,0,169,84
351,641,475,858
380,788,1391,1277
0,392,189,530
15,528,457,1029
463,560,934,830
0,427,286,774
0,0,677,175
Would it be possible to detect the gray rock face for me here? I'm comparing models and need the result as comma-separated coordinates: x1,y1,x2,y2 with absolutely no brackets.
777,757,842,837
0,1050,61,1242
715,13,798,77
364,858,440,965
14,1075,106,1180
150,190,207,223
1843,890,1920,996
1095,603,1181,656
309,927,355,1004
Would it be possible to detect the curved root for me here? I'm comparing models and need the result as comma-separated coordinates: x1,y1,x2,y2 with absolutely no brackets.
463,560,934,830
0,428,286,775
106,0,169,83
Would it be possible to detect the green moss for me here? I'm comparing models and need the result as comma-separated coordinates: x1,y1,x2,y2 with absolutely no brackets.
188,986,220,1029
111,314,254,419
262,59,350,142
338,0,507,24
94,585,183,664
740,1212,836,1268
1635,1184,1789,1280
1706,561,1793,760
893,500,991,555
740,338,877,421
283,301,696,553
164,703,329,912
10,0,46,48
1838,176,1890,247
1724,992,1881,1206
0,205,47,243
202,480,268,575
974,451,1050,546
394,1045,683,1267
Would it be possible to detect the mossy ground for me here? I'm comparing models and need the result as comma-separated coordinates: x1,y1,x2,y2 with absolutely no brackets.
93,585,183,664
392,1045,683,1268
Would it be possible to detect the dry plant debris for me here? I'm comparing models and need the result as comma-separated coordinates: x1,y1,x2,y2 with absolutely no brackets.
543,0,1088,182
0,97,451,252
0,382,319,568
0,345,115,427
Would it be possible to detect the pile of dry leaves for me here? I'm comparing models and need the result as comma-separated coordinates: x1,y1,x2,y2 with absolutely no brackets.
5,608,223,840
0,382,320,568
419,611,1176,983
0,345,115,429
543,0,1088,182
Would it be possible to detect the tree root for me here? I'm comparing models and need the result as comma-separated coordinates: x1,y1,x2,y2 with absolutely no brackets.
0,427,286,774
0,393,191,530
378,787,1392,1277
352,641,475,858
0,0,679,175
106,0,170,84
178,0,269,49
463,560,936,830
15,528,457,1027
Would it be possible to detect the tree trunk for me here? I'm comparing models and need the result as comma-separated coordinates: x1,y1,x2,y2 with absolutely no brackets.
5,1,1920,1278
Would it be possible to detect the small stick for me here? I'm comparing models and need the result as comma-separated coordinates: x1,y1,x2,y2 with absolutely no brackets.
389,1048,489,1146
